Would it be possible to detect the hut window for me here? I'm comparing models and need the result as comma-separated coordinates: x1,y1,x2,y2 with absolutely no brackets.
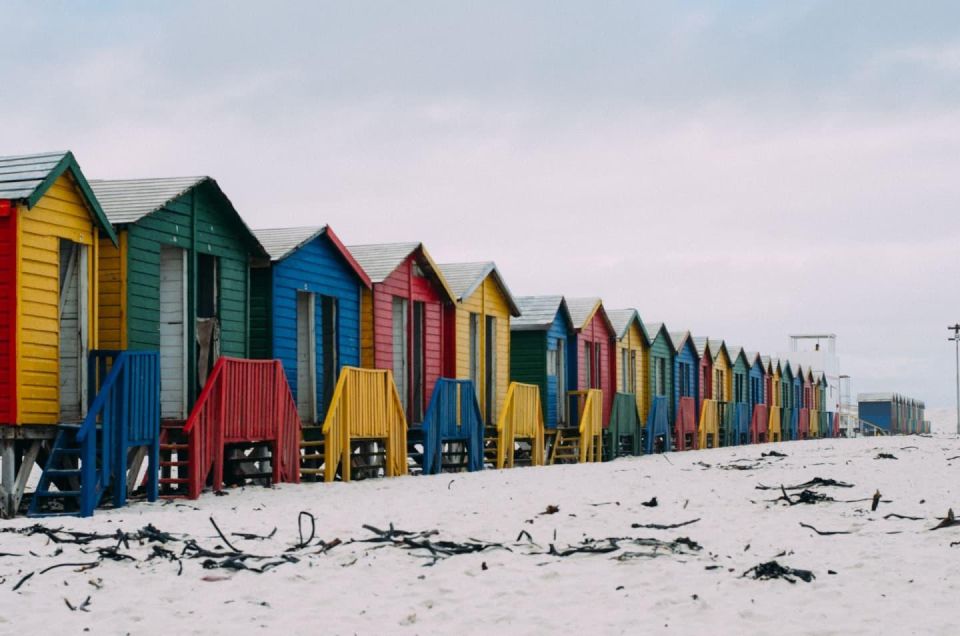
655,357,666,396
592,342,602,389
197,254,218,318
412,262,425,278
556,339,566,423
584,342,593,388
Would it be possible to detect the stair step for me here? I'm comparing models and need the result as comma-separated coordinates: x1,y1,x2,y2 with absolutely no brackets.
300,453,324,461
300,468,324,475
35,490,81,498
159,477,190,484
300,440,326,448
161,443,189,450
160,461,189,467
43,468,82,478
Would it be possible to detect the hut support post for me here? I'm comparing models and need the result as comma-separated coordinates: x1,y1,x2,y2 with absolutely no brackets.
1,439,40,519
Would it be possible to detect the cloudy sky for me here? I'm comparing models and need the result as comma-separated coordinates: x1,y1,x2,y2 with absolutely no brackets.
4,1,959,407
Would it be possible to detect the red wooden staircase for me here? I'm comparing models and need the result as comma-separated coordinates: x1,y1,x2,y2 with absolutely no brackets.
159,357,301,499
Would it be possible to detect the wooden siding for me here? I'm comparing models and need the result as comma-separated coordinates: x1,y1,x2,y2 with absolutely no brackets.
568,309,614,425
749,360,765,407
0,210,17,423
673,338,698,422
698,354,712,417
97,230,127,349
108,182,254,411
648,331,675,423
712,349,732,402
732,353,749,405
248,265,272,359
259,232,363,422
17,175,99,424
449,275,511,424
614,321,649,422
509,329,548,421
361,250,446,424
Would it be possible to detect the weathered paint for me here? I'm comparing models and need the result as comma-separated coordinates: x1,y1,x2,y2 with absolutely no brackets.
446,272,513,424
96,231,127,349
0,207,18,423
357,247,450,425
250,227,366,423
731,347,749,406
16,176,101,424
613,315,650,422
93,179,263,418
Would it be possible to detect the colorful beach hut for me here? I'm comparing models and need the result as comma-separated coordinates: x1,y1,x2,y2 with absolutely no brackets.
781,360,796,440
91,176,266,421
766,358,783,442
347,242,455,426
437,262,520,425
250,226,370,425
670,331,699,450
693,338,713,416
0,151,162,517
727,345,751,445
747,352,767,443
794,363,809,439
606,308,650,457
565,298,616,425
645,323,675,451
510,296,574,429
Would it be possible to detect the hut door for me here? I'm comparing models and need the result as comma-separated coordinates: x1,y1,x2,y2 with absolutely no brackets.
58,240,87,421
320,295,338,411
296,292,317,422
391,297,408,413
484,316,496,424
159,246,187,419
411,301,426,423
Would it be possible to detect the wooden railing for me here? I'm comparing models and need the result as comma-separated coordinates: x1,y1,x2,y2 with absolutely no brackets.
768,406,782,442
750,404,768,444
674,396,697,451
183,357,301,498
697,399,719,449
495,382,544,468
321,366,408,482
421,378,484,474
577,388,603,462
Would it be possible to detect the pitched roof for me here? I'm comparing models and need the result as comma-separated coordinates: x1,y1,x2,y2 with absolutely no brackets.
607,308,651,343
90,175,265,257
511,295,572,331
253,225,371,287
565,297,602,330
90,176,205,224
727,344,746,362
746,351,763,368
669,330,695,355
436,261,520,316
346,242,455,302
646,323,675,350
692,336,711,359
0,151,117,244
708,338,729,363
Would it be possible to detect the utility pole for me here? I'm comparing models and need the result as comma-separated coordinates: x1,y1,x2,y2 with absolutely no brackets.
950,324,960,436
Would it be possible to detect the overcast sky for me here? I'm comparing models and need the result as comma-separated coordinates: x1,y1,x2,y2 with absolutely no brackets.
3,1,958,407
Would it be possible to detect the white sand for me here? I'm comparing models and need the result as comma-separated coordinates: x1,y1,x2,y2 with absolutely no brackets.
2,435,959,635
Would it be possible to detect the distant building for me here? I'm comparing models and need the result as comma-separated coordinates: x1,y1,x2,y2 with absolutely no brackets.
857,393,927,434
780,334,841,413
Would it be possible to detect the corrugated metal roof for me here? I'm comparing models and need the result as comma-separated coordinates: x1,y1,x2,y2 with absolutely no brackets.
254,226,327,261
512,295,569,331
436,261,520,316
607,309,637,340
707,338,728,362
727,344,745,361
0,151,68,200
90,176,205,224
692,336,711,359
858,392,895,402
647,322,674,349
346,242,420,283
566,297,601,330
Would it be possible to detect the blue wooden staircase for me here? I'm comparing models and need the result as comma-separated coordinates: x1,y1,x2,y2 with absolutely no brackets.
29,350,160,518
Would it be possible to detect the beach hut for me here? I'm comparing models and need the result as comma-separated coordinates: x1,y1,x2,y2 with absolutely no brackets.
251,226,370,423
347,242,456,426
794,363,809,439
437,262,520,425
565,298,616,424
0,151,162,517
707,339,732,446
670,331,699,450
606,309,650,457
645,323,675,451
781,360,796,440
510,296,574,429
766,358,783,442
693,338,713,416
91,176,266,421
747,352,767,443
727,345,751,445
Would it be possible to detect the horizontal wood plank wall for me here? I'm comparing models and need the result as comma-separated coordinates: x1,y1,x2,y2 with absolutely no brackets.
713,349,732,402
614,322,649,422
510,329,549,423
453,276,511,423
18,175,98,424
649,331,675,424
575,311,614,426
369,253,445,423
248,265,272,359
733,354,749,404
268,234,362,421
97,230,126,349
0,210,17,423
125,182,252,409
673,339,698,420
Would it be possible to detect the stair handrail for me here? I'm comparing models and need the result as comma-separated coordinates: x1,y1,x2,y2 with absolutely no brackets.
697,398,719,449
421,378,484,474
495,382,544,468
577,388,603,462
321,366,408,482
183,357,227,499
